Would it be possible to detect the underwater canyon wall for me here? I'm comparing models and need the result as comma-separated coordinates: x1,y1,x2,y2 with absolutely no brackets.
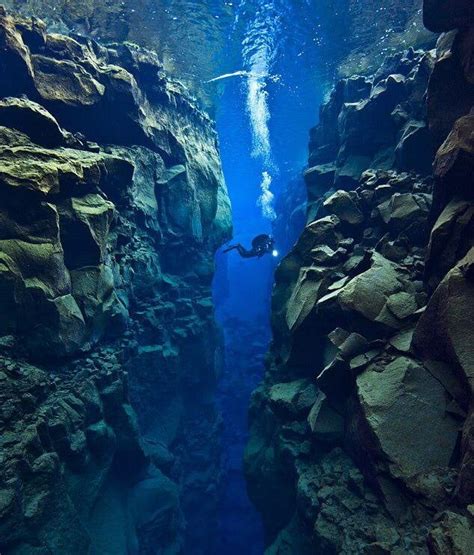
0,7,231,554
245,1,474,553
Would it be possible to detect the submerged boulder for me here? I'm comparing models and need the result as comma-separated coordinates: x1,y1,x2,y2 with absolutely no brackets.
395,120,434,175
130,470,182,553
413,248,474,392
355,357,459,490
31,53,106,107
268,379,318,419
24,293,88,356
433,113,474,215
425,198,474,287
58,194,116,269
323,190,364,225
377,191,431,244
304,163,336,199
307,392,344,443
334,252,408,329
285,268,324,332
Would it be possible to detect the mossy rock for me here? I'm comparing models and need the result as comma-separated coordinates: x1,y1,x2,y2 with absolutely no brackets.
32,54,105,106
0,144,133,196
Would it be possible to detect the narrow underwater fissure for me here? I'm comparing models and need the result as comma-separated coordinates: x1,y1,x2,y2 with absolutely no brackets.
212,76,273,554
210,7,325,550
3,1,474,554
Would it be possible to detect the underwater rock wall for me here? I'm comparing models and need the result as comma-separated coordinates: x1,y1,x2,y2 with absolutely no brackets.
245,6,474,550
0,7,231,554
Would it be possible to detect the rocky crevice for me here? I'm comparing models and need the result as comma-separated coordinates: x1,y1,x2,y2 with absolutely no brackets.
0,8,231,554
245,3,474,552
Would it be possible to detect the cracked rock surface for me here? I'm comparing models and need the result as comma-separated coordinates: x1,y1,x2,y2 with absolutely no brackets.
0,8,231,554
245,32,474,555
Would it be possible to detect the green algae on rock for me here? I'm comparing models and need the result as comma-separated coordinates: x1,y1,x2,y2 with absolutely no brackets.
0,7,231,554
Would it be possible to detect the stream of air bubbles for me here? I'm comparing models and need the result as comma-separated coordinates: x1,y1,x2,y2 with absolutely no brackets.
207,1,280,220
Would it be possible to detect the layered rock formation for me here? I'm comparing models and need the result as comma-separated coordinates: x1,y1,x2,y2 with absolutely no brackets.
0,7,231,554
245,10,474,552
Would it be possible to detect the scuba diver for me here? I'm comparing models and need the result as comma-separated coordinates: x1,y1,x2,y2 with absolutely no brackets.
224,234,277,259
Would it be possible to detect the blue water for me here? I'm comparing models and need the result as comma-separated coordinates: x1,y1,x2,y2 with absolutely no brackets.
210,3,326,551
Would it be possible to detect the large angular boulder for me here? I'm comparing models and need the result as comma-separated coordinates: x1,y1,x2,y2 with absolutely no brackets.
355,357,459,491
395,120,434,175
285,268,325,332
413,248,474,392
304,164,336,200
130,470,181,553
307,392,344,443
324,252,411,330
0,239,70,301
23,293,87,357
335,154,373,190
296,215,343,258
71,265,129,339
31,54,105,107
377,192,431,244
268,379,317,419
156,164,203,240
425,198,474,287
323,190,364,225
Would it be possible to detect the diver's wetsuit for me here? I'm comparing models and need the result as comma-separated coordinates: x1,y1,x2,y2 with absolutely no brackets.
224,234,275,258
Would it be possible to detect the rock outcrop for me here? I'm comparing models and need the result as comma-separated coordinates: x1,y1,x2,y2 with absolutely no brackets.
0,8,231,554
245,29,474,554
416,0,474,533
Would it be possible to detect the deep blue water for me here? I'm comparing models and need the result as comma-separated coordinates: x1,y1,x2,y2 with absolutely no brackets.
210,4,326,551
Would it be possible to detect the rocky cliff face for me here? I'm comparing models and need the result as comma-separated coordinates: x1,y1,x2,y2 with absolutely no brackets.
0,7,231,554
245,2,474,551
